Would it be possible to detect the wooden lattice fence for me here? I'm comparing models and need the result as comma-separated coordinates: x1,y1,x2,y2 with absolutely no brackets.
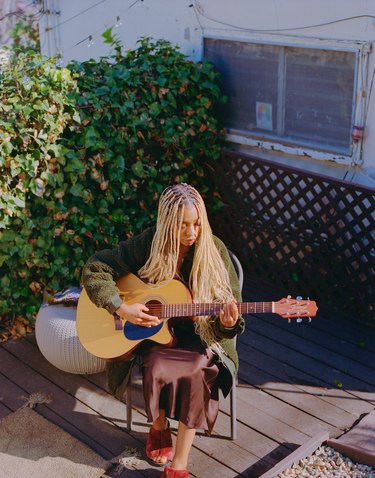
211,150,375,320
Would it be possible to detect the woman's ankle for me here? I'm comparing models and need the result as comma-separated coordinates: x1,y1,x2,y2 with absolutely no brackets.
152,416,169,431
170,458,188,470
151,410,169,431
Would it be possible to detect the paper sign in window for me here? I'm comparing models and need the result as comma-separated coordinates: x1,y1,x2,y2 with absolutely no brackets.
256,102,273,131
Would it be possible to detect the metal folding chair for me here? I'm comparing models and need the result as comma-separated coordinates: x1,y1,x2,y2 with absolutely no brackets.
126,250,244,441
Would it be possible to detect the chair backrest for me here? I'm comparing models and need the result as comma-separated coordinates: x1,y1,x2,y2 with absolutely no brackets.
228,250,244,292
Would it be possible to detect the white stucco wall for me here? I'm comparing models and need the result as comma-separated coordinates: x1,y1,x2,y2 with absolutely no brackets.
40,0,375,187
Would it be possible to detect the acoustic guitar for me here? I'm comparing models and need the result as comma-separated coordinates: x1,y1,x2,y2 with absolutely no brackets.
76,273,318,360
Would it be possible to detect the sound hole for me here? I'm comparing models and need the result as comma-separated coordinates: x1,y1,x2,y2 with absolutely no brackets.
145,300,163,318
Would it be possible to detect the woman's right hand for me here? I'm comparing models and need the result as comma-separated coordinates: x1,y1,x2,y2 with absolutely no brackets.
115,302,160,327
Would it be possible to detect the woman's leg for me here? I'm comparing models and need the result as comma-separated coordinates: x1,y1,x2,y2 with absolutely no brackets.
170,421,196,470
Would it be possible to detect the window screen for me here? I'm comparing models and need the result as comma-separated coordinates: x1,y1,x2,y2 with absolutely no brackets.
204,38,356,155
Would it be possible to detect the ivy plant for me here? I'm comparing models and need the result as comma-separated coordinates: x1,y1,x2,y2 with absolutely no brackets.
0,36,226,323
0,52,78,228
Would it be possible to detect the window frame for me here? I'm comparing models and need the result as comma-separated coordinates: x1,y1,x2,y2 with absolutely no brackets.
203,33,371,166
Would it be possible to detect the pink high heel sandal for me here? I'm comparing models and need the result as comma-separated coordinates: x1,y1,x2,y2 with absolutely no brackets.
161,465,189,477
146,424,174,466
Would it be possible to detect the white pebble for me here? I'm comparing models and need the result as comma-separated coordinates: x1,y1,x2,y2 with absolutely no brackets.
277,446,375,478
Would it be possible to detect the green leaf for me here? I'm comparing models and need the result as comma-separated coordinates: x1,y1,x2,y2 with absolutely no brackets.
70,183,84,197
72,110,81,123
149,102,161,116
2,140,14,154
0,103,13,112
83,127,98,147
23,106,33,118
102,27,115,45
131,161,145,178
95,86,110,96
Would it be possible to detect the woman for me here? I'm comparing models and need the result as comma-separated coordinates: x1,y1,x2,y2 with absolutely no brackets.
81,183,245,477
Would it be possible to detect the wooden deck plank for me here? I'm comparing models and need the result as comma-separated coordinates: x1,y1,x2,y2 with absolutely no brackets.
238,354,357,431
255,314,375,371
0,397,13,418
238,328,375,414
237,355,370,435
245,317,375,389
238,342,374,421
221,391,310,446
221,385,329,443
308,318,375,354
0,371,29,410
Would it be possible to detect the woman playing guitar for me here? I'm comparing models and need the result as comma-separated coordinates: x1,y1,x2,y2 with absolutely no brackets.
81,183,244,477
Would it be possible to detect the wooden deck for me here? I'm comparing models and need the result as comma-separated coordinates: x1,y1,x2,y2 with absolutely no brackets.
1,277,375,478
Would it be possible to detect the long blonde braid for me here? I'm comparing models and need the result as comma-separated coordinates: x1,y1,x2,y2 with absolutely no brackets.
138,183,234,352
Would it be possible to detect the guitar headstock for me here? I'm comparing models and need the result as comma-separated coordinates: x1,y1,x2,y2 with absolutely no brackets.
274,296,318,323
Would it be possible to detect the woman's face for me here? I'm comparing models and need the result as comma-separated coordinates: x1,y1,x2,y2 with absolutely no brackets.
179,204,201,249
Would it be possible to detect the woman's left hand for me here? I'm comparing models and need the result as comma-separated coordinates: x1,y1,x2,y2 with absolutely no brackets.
219,301,239,328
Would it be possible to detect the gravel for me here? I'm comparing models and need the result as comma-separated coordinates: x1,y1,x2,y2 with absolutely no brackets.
278,445,375,478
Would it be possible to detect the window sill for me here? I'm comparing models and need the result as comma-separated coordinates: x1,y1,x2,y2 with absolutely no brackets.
226,142,375,189
227,131,357,166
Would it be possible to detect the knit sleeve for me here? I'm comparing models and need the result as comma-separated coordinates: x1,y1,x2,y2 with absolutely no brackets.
81,227,154,313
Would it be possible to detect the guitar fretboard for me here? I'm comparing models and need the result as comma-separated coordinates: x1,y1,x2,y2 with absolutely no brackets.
159,302,274,317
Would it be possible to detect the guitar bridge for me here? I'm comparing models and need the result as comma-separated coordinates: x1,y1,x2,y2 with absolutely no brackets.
113,312,122,331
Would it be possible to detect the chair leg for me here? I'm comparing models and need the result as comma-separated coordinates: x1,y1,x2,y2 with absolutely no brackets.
230,377,237,440
126,381,132,431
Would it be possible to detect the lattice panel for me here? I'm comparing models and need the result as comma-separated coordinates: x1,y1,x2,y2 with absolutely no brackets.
211,151,375,319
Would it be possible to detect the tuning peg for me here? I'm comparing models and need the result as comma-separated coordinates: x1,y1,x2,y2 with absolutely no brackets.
296,296,302,300
287,295,291,299
288,318,291,324
296,318,303,323
308,317,312,323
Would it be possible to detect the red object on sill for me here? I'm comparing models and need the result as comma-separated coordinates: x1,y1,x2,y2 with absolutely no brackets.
352,125,365,142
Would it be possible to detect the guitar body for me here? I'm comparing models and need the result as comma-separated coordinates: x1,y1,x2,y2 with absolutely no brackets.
76,274,192,360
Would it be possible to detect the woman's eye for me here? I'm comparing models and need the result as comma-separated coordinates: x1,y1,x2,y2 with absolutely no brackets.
181,222,200,229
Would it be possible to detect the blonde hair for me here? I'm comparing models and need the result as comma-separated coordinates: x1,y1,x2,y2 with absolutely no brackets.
138,183,234,351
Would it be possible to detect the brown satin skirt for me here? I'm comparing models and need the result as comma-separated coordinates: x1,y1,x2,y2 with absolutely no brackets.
141,320,220,433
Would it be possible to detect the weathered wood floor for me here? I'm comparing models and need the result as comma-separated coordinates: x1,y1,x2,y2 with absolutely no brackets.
1,277,374,478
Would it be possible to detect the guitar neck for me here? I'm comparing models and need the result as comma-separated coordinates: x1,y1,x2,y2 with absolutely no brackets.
161,302,273,317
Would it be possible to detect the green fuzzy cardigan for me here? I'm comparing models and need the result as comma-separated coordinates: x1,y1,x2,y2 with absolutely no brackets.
81,226,245,400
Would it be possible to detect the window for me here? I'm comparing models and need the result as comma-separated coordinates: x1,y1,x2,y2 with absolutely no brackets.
204,38,368,161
